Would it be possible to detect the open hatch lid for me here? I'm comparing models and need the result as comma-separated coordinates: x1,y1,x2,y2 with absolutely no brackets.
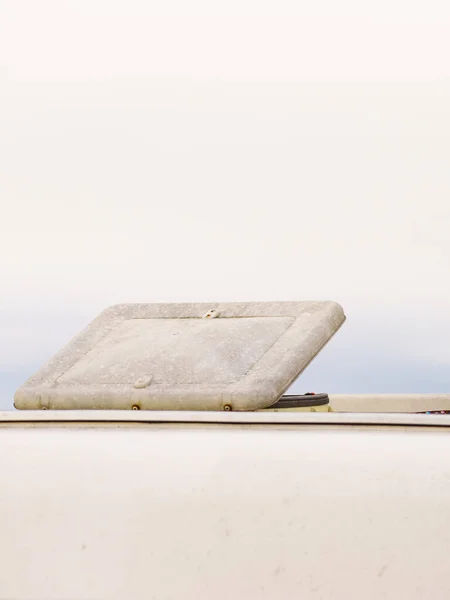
14,301,345,411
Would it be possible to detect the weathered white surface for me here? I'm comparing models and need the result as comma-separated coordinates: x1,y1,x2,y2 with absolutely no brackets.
3,409,450,427
14,301,345,411
1,417,450,599
331,393,450,413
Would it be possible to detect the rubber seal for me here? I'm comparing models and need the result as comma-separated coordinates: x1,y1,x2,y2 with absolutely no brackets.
264,393,330,409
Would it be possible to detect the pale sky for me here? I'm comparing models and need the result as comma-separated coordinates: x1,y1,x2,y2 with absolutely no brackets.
1,0,450,408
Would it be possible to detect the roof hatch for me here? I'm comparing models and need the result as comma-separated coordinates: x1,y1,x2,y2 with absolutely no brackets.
14,301,345,411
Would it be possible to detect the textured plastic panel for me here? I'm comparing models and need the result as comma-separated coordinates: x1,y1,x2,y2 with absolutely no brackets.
14,301,345,411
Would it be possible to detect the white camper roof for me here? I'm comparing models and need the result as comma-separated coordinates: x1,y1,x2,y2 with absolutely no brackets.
14,301,345,411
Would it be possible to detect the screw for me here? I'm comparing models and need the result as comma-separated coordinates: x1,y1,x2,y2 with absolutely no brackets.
132,405,140,411
223,404,232,412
